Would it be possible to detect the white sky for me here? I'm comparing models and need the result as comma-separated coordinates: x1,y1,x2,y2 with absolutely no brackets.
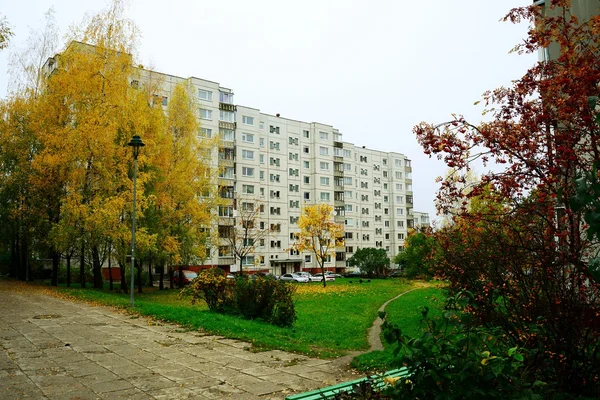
0,0,538,222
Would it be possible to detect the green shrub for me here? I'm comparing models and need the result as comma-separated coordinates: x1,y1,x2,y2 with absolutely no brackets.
378,290,545,399
182,269,297,327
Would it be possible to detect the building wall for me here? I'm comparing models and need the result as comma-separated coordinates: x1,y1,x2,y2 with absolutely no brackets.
135,68,428,274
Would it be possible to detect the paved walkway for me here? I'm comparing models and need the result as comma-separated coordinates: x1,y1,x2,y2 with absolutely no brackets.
0,281,358,399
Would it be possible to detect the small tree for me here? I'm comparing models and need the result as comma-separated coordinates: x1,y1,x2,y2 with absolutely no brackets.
347,247,389,278
224,199,270,276
290,204,344,287
393,228,438,279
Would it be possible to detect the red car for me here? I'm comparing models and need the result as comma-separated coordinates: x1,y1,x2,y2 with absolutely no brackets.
172,270,198,287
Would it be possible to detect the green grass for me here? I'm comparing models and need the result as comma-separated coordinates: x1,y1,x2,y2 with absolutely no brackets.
52,279,416,358
351,286,446,371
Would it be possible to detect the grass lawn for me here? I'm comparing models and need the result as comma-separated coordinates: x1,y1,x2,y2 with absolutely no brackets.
48,278,416,358
351,285,446,371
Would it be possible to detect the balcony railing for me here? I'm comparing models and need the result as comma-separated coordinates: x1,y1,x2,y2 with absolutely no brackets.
219,102,236,112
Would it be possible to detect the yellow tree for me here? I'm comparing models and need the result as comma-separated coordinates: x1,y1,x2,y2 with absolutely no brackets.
291,204,344,287
34,0,143,288
141,82,219,287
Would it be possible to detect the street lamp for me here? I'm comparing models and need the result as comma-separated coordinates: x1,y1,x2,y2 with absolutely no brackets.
128,135,145,307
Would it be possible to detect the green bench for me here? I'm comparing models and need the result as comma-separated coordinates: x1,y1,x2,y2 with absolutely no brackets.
285,367,410,400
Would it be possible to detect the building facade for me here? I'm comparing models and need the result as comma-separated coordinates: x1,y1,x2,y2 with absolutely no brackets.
132,69,429,275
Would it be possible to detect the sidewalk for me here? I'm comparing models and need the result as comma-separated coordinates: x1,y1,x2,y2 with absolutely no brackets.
0,281,358,399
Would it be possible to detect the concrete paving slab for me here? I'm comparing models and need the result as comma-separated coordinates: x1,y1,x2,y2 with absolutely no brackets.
0,280,358,399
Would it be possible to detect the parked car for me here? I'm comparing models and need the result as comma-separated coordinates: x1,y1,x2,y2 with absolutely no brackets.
172,270,198,287
325,272,344,278
295,271,318,282
278,273,310,283
388,270,405,278
312,273,335,282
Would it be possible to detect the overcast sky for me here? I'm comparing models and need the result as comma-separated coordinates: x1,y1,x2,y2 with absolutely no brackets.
0,0,538,222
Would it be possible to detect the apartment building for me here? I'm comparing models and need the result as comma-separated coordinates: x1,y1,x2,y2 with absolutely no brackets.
105,64,427,275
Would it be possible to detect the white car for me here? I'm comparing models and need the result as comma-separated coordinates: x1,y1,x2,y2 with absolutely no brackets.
312,273,335,282
278,273,310,283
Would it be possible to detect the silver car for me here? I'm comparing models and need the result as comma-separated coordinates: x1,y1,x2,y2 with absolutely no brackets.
278,273,310,283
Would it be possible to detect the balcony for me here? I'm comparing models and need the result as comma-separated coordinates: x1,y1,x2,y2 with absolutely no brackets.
334,215,345,224
217,257,235,265
218,217,235,226
334,199,345,208
218,158,234,167
334,169,344,178
219,121,236,130
219,102,236,112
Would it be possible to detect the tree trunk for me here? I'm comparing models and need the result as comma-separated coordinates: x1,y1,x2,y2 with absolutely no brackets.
10,237,17,278
159,263,164,290
169,267,174,289
147,256,153,287
137,260,143,293
320,262,327,288
177,265,183,288
51,250,59,286
119,260,127,294
80,241,86,288
108,243,113,291
66,254,71,288
92,244,103,289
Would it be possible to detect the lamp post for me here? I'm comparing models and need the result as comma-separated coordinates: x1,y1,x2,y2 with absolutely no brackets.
128,135,145,307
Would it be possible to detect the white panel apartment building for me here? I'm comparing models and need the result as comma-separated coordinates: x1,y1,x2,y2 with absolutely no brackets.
137,69,427,275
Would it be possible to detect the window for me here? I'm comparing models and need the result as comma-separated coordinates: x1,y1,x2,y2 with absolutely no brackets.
343,163,351,171
343,177,353,185
269,174,280,182
304,192,310,200
320,192,330,201
345,204,353,212
385,221,390,227
270,157,280,166
260,171,264,180
289,200,300,208
289,137,299,145
383,183,388,189
220,129,234,141
200,109,212,120
259,121,264,129
219,110,235,122
406,172,412,179
242,184,254,194
407,184,412,191
269,125,280,134
320,162,330,171
242,150,254,160
242,202,254,211
242,115,254,125
383,171,388,178
319,146,329,156
289,184,299,192
319,131,329,140
259,138,265,147
320,177,330,186
396,183,403,190
289,168,299,176
198,89,212,101
220,167,234,179
289,152,299,161
395,159,402,167
199,128,212,138
343,149,351,157
270,207,281,215
242,132,254,143
161,96,168,106
260,154,265,164
304,176,310,184
405,160,411,167
260,187,265,196
385,233,390,239
304,161,310,169
269,141,280,150
396,196,404,203
398,233,405,240
346,246,354,253
345,218,354,226
303,146,310,154
397,208,404,215
395,171,403,179
345,232,353,239
397,221,404,228
219,91,233,104
242,167,254,177
303,130,310,138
